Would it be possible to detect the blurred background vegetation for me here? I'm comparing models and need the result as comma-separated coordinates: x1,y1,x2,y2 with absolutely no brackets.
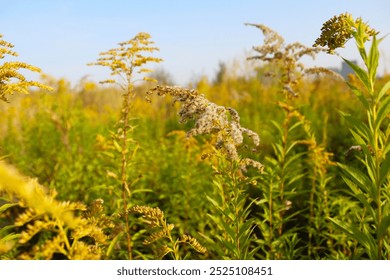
1,58,389,259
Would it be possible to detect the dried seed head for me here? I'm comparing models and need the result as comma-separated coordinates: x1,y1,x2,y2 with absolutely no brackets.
246,23,325,98
305,67,345,81
147,85,261,165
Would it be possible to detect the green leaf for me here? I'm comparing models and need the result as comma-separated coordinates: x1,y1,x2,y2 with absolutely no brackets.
355,23,367,62
342,182,375,219
341,112,372,143
0,202,18,214
102,151,115,158
377,215,390,239
367,35,379,84
132,188,153,194
286,173,306,187
285,142,300,157
206,195,222,210
329,217,377,258
346,82,370,109
379,153,390,186
378,80,390,100
338,163,377,199
288,120,305,133
0,225,17,236
113,140,122,153
220,239,237,259
106,232,123,258
0,232,20,242
375,94,390,131
343,58,371,92
237,219,255,242
283,151,306,170
270,120,284,136
349,129,367,146
207,213,235,241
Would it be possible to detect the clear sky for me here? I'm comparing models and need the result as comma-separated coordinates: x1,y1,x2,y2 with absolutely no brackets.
1,0,389,86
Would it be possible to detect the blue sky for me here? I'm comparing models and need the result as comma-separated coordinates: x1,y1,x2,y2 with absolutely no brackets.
1,0,389,85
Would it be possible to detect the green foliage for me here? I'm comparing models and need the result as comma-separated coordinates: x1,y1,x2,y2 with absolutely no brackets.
205,153,258,259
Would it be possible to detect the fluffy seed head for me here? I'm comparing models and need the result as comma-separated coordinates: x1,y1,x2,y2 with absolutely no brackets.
147,85,261,164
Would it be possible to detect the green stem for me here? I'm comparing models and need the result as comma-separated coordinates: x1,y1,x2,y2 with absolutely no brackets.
121,81,134,260
164,219,180,260
269,177,273,258
231,167,241,259
365,55,382,258
372,101,382,259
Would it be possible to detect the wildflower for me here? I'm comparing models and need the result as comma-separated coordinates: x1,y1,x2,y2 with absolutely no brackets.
128,205,164,227
147,85,262,169
245,23,285,61
304,67,344,81
246,23,325,97
180,234,207,254
313,13,378,54
0,34,52,102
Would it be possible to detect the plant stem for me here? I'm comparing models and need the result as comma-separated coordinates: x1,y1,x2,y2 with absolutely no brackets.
372,93,382,259
121,81,134,260
231,166,241,259
269,177,274,258
278,116,289,236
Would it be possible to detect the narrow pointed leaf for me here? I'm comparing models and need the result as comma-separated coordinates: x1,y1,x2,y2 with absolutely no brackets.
342,113,372,143
378,80,390,100
0,202,18,213
375,94,390,131
329,217,377,258
377,215,390,239
343,58,370,92
379,153,390,186
338,163,376,199
367,36,379,83
346,82,370,109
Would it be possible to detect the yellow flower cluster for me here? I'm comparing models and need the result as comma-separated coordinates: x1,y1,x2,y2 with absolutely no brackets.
0,34,52,102
129,205,207,259
313,13,378,54
180,234,207,254
88,32,162,87
0,162,111,259
128,205,164,227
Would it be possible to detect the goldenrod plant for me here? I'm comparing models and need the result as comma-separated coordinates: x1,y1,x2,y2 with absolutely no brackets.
147,85,262,259
0,34,51,102
314,13,390,259
128,205,206,259
245,22,352,259
88,32,162,259
0,162,111,259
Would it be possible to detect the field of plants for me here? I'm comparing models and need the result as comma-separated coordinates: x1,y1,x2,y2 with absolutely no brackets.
0,13,389,260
